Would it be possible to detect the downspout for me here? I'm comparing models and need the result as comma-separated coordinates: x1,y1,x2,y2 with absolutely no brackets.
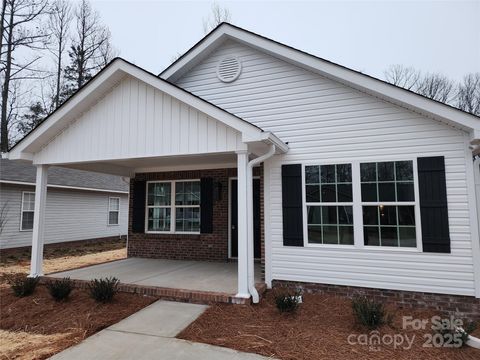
247,144,276,303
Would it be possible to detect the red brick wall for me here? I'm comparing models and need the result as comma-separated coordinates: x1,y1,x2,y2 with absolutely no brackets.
272,280,480,319
128,167,264,267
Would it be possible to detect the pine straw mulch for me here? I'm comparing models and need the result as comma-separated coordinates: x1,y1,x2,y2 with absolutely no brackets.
0,282,157,360
178,292,479,360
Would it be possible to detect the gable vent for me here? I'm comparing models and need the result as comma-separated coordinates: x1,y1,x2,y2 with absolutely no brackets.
216,56,242,83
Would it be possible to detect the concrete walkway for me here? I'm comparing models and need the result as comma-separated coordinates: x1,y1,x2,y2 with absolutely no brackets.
49,300,270,360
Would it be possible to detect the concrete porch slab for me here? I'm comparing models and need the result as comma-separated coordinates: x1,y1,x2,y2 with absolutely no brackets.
48,258,261,295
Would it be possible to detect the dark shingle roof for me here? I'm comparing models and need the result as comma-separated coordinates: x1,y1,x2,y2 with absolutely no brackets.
0,159,129,193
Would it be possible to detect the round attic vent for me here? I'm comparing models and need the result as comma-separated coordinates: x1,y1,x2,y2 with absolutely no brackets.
216,56,242,83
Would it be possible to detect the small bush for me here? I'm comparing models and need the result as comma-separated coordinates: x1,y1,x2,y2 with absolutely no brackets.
88,277,119,303
9,275,39,297
352,295,388,329
438,321,477,348
274,289,301,313
46,277,73,301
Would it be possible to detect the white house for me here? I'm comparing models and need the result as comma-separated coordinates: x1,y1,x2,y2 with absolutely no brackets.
5,23,480,314
0,159,129,249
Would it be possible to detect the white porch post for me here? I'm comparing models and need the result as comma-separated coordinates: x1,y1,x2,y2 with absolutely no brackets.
236,150,250,298
29,165,49,277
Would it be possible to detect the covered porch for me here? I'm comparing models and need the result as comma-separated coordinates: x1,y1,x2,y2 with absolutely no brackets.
6,58,288,304
47,258,262,304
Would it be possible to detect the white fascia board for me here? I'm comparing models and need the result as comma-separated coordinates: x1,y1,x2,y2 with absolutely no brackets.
162,24,480,133
243,131,289,153
0,180,128,194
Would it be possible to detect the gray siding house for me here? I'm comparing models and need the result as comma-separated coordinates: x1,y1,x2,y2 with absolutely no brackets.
0,159,129,249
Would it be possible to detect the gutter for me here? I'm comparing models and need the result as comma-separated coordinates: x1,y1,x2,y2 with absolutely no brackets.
247,144,276,303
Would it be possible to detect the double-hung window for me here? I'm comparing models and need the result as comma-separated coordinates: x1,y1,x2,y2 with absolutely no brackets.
146,181,201,233
305,164,354,245
360,161,417,247
108,197,120,225
21,192,35,231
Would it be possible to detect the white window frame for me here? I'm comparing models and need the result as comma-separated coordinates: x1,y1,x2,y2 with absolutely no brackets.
145,179,201,234
20,191,35,232
302,163,355,248
108,197,120,226
301,157,423,252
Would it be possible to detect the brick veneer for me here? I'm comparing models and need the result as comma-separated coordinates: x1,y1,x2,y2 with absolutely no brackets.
128,167,264,273
272,280,480,319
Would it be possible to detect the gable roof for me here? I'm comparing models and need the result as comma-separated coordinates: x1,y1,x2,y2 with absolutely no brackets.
7,57,287,161
0,159,129,193
161,22,480,141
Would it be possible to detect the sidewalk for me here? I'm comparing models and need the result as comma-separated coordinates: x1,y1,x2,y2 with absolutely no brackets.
49,300,271,360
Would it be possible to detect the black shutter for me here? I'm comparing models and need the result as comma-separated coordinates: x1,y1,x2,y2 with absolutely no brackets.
282,164,304,246
132,180,146,233
417,156,451,253
200,177,214,233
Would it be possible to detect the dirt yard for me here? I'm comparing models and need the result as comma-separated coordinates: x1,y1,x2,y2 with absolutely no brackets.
0,239,127,278
179,292,479,360
0,240,157,360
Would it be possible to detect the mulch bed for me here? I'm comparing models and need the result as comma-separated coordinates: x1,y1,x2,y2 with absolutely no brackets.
178,292,479,360
0,283,157,360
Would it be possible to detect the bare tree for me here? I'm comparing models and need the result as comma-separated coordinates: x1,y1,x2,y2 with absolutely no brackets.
457,73,480,116
416,73,454,103
384,64,421,90
1,0,49,152
62,0,113,99
47,0,71,109
202,1,231,34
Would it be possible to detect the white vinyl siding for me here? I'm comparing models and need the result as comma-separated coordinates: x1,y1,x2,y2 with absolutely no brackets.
0,184,128,249
34,75,244,165
175,39,475,296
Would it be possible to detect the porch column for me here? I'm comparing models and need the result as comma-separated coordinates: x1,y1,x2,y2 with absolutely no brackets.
236,150,250,298
29,165,49,277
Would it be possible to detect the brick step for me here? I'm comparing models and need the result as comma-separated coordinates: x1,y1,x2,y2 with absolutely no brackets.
40,276,267,305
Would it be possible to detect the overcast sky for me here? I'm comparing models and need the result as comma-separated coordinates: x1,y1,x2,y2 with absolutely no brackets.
86,1,479,81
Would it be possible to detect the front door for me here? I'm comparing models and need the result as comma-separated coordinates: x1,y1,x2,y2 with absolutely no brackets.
230,179,261,259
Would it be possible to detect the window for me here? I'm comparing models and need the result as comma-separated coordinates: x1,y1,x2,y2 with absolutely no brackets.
305,164,354,245
361,161,416,247
108,197,120,225
146,181,201,233
21,192,35,231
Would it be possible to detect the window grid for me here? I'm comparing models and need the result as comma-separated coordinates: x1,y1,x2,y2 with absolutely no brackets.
360,160,417,248
20,192,35,231
108,197,120,225
146,180,201,233
305,164,354,245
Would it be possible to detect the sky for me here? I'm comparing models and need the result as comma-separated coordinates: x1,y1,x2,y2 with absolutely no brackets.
90,0,480,82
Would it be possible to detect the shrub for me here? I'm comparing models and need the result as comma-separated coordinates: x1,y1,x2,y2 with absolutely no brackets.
9,275,39,297
88,277,119,303
438,321,477,348
352,295,388,329
274,289,302,313
46,277,73,301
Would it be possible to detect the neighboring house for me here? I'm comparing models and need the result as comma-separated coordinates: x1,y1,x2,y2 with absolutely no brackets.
0,159,129,249
5,24,480,314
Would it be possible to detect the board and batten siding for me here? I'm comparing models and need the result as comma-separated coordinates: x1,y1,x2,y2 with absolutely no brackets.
175,39,476,296
0,183,128,249
34,75,243,165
